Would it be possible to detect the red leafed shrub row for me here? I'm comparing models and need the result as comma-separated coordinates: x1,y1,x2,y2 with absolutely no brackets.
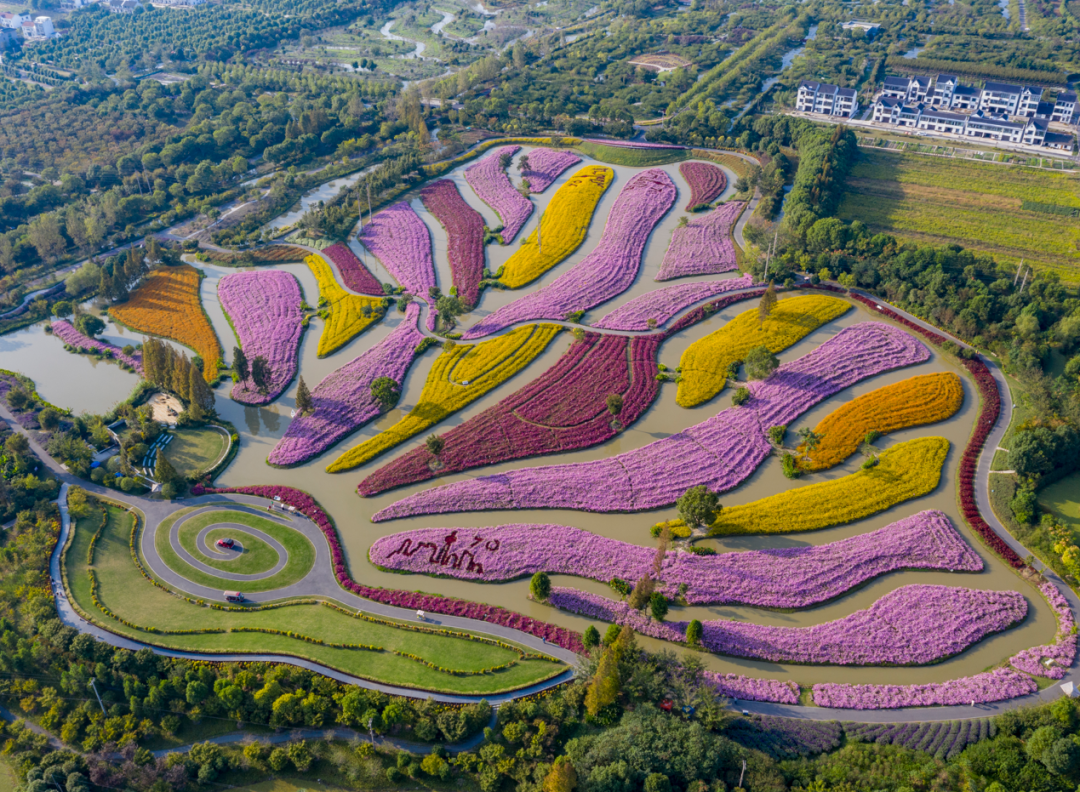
192,483,584,652
322,243,385,296
842,291,1022,568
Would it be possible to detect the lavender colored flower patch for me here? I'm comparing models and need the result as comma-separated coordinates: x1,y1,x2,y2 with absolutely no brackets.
267,304,424,466
521,148,582,193
51,319,143,373
705,672,800,704
218,270,304,405
813,668,1037,709
592,275,753,331
1009,579,1077,679
461,169,677,340
357,202,437,296
656,202,744,281
373,322,927,520
368,510,982,608
464,145,533,243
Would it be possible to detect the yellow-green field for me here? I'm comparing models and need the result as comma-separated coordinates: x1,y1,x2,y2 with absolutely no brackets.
838,149,1080,281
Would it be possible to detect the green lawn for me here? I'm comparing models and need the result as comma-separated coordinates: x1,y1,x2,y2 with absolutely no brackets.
1039,473,1080,531
198,527,278,574
158,508,314,592
163,427,228,477
66,505,564,695
0,761,16,792
576,142,688,167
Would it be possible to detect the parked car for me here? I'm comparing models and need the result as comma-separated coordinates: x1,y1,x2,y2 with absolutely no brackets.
217,537,235,549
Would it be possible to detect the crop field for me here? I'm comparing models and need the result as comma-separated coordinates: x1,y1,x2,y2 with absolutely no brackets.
838,148,1080,280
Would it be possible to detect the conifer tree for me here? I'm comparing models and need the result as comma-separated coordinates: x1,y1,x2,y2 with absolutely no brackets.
295,375,314,415
233,346,249,382
758,280,777,327
155,447,179,484
250,356,271,394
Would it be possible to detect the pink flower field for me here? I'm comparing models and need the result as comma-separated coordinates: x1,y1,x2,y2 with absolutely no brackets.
464,145,533,243
357,202,437,296
656,202,743,281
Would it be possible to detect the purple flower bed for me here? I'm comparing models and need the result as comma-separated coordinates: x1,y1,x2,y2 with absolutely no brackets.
0,374,42,429
845,720,992,759
812,668,1037,709
268,304,424,466
373,322,926,520
1008,579,1077,679
50,319,143,373
321,243,384,296
592,275,752,331
419,180,485,308
218,270,304,405
461,169,677,340
655,202,743,281
369,510,982,609
192,482,582,652
680,161,727,210
464,145,533,243
358,332,660,496
357,202,437,296
705,672,800,704
521,148,581,193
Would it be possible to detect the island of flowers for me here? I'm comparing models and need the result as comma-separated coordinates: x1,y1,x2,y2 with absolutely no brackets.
268,304,424,466
1008,578,1077,679
549,584,1026,665
189,483,583,652
320,243,384,296
419,180,485,308
374,322,928,520
356,202,437,296
679,161,727,209
463,145,533,243
520,148,582,192
656,202,744,281
218,270,303,405
463,168,677,339
50,320,143,373
110,264,222,381
798,372,964,470
811,668,1037,709
592,274,753,331
358,331,660,496
705,672,800,704
677,293,851,407
498,165,614,289
305,255,385,357
328,324,562,472
368,510,982,608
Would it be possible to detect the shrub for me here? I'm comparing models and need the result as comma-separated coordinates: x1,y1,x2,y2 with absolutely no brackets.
731,387,750,406
530,571,551,601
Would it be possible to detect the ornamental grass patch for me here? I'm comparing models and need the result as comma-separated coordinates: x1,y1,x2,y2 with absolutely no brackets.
110,264,222,381
498,165,614,288
677,294,851,407
305,255,385,357
327,323,561,472
798,372,964,470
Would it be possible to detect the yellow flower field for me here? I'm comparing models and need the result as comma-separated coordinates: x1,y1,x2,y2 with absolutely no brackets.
676,294,850,407
327,324,562,472
110,265,221,382
499,166,615,288
798,373,964,471
306,255,385,357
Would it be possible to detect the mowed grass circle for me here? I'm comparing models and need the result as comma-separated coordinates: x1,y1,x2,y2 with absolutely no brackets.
156,508,316,593
188,526,279,575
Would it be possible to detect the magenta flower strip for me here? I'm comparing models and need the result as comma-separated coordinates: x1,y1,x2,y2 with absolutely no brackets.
592,274,752,331
704,672,800,704
463,145,533,243
321,243,384,296
549,584,1027,666
368,510,982,608
680,161,727,210
218,270,303,405
357,202,437,296
267,304,424,466
462,169,678,339
521,148,582,193
656,202,744,281
419,180,485,308
1009,579,1077,679
373,322,927,520
50,319,143,373
357,332,661,496
812,668,1038,710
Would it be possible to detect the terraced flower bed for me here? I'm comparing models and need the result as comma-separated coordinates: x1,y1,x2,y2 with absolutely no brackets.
357,202,437,296
679,161,728,210
592,275,752,331
50,319,142,373
218,270,303,404
520,148,582,192
464,145,533,243
420,180,485,307
321,243,384,296
656,202,744,281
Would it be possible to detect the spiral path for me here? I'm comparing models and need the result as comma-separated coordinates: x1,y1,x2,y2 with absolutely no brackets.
172,507,291,581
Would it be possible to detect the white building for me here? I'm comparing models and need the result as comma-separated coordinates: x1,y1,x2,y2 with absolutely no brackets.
977,81,1042,117
1052,91,1077,124
796,80,859,118
0,11,28,29
20,15,54,38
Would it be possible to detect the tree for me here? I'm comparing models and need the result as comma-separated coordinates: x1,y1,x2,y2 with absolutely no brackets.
797,427,824,462
685,619,702,645
606,393,623,417
744,345,779,380
75,313,105,338
584,626,632,716
370,376,400,411
28,214,66,263
676,485,719,528
758,281,777,327
250,355,271,394
233,346,249,382
295,376,314,415
435,294,467,328
38,408,60,431
543,757,577,792
530,571,551,601
582,625,600,649
155,447,179,485
187,366,214,422
648,592,668,621
52,300,73,318
7,387,32,411
426,434,445,457
4,432,29,458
